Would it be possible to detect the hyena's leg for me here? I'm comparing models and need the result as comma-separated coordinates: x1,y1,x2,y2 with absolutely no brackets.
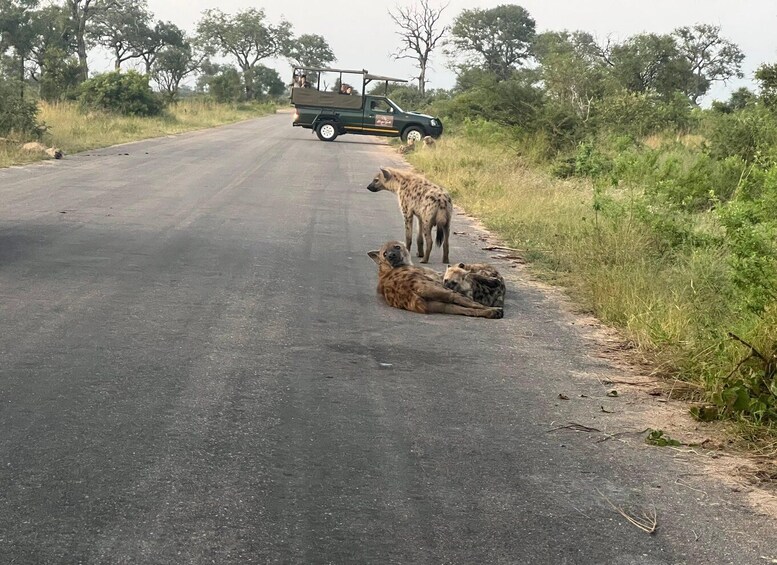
404,215,414,253
415,214,425,258
420,222,434,263
418,284,488,309
441,222,450,264
425,301,503,318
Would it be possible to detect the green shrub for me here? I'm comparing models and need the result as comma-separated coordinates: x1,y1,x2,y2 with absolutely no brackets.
79,70,164,116
719,165,777,313
706,105,777,164
592,91,694,138
0,78,40,136
39,47,82,102
206,68,243,103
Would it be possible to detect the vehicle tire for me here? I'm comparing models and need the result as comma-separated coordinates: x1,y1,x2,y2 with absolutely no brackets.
316,121,338,141
402,126,424,143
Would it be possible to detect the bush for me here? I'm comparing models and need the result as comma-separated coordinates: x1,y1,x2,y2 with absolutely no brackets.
39,47,82,102
206,68,243,103
592,91,694,138
0,78,40,136
79,70,164,116
705,105,777,164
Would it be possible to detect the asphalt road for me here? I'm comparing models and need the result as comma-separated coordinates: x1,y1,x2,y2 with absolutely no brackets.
1,113,776,564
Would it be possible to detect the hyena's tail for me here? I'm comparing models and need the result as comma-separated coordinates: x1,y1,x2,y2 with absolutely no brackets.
435,222,445,247
435,205,450,247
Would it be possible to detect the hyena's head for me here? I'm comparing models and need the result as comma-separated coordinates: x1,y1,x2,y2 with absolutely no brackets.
368,241,412,268
443,263,473,295
366,168,394,193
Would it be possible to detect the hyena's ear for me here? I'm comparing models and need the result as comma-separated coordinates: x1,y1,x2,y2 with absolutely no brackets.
367,250,381,264
380,167,392,181
458,263,466,268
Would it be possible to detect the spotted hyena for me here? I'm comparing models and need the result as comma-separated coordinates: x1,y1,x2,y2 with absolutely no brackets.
367,241,502,318
443,262,506,308
397,139,415,154
366,168,452,264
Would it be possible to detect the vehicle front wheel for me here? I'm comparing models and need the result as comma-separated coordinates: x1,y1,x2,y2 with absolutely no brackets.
402,126,424,143
316,121,339,142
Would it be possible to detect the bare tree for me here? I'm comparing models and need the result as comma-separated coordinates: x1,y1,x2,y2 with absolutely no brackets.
389,0,448,95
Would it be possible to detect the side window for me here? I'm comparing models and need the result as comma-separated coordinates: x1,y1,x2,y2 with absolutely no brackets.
370,100,393,113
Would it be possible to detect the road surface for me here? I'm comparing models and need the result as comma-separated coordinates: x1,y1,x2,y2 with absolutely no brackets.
1,113,775,564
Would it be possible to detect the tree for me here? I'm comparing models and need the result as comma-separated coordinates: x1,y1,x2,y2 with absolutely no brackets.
534,30,608,121
388,0,448,95
673,24,744,104
196,8,290,100
448,4,535,80
756,63,777,109
249,64,284,98
65,0,104,81
0,0,39,95
133,20,184,74
286,33,334,69
204,65,243,103
711,87,756,114
608,33,694,100
88,0,151,70
26,4,75,81
152,40,201,101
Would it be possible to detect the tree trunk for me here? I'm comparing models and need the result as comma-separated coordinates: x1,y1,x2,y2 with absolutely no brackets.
243,68,254,100
19,54,25,100
69,0,91,82
418,65,426,96
76,35,88,81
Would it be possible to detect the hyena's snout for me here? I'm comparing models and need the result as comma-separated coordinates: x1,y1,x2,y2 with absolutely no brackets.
386,245,405,265
366,181,381,192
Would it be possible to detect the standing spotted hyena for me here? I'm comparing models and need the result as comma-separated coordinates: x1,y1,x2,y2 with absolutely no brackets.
367,241,502,318
366,168,452,264
443,263,506,308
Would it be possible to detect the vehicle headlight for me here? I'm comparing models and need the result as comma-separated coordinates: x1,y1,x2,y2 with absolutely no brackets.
293,112,299,121
430,119,438,127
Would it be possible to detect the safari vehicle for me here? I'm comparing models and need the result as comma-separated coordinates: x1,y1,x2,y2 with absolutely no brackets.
290,67,443,143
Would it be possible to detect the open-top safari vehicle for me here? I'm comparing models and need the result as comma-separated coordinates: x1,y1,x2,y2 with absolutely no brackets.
290,67,443,142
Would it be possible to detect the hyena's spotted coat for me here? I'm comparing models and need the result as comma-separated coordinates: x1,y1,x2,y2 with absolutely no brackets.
443,262,506,309
366,168,452,264
367,241,502,318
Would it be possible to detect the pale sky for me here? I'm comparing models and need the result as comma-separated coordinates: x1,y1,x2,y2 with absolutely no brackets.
121,0,777,103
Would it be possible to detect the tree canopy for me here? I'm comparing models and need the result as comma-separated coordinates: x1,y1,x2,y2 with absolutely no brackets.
448,4,535,80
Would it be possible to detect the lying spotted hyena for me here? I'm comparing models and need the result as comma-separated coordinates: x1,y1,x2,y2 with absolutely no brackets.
366,168,452,264
443,263,506,309
368,241,502,318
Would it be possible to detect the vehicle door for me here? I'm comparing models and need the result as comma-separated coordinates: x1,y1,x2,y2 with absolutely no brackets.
364,97,400,137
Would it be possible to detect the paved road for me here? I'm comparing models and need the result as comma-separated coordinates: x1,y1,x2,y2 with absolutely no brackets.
1,113,775,564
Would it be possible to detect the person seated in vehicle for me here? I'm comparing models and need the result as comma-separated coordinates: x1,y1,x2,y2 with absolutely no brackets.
339,83,353,95
371,100,393,113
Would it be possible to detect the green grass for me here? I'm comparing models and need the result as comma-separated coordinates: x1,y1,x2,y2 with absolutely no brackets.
408,130,777,438
0,98,276,168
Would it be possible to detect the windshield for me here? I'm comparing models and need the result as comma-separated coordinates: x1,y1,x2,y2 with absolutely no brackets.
386,98,403,113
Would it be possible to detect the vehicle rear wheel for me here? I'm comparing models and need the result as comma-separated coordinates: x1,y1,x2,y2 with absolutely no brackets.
316,121,338,141
402,126,424,143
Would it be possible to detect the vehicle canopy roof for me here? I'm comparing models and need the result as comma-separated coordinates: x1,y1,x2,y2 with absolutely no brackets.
292,67,408,84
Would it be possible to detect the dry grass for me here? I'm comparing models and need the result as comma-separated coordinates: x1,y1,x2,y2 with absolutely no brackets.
0,99,275,168
407,134,740,382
